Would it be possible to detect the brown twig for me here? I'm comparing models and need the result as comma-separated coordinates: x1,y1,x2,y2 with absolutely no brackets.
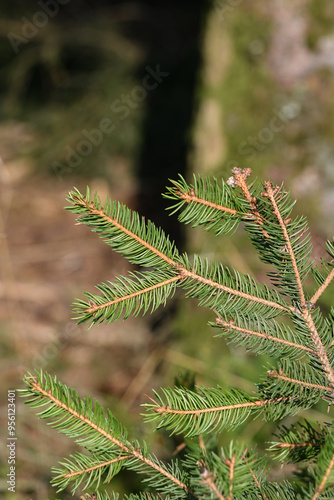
275,441,314,450
175,186,239,215
311,452,334,500
230,168,270,238
197,460,225,500
249,465,269,500
225,454,235,500
310,267,334,306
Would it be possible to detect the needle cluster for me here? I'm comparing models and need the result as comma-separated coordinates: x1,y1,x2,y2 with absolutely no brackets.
21,168,334,499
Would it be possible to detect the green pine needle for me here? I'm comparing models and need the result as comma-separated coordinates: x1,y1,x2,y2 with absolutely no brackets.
21,169,334,498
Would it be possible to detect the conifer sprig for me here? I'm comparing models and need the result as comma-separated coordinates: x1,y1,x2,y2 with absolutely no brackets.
214,314,316,358
269,420,329,463
74,270,180,326
263,181,308,307
163,174,243,236
143,386,292,438
21,372,194,497
67,184,292,327
224,171,334,390
66,188,179,269
177,255,290,317
21,169,334,499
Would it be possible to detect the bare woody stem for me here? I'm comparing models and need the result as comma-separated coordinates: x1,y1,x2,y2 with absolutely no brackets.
215,317,316,355
312,452,334,500
233,169,270,238
310,267,334,306
276,442,314,450
28,378,196,498
226,454,235,500
200,472,225,500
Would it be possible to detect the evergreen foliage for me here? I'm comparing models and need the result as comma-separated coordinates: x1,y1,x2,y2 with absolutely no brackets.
21,168,334,499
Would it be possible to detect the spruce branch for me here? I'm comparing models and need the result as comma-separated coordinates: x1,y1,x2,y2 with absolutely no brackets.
144,386,290,437
74,270,180,326
259,360,332,420
163,174,243,236
197,459,226,500
62,454,132,480
66,188,179,269
68,187,292,328
269,421,328,464
246,458,270,500
53,452,131,491
172,182,238,215
303,310,334,390
186,443,267,499
313,461,334,500
21,372,195,497
229,167,270,238
267,368,334,396
22,169,334,498
215,316,316,357
235,174,313,302
264,181,307,308
310,238,334,306
178,259,290,316
262,181,334,389
91,494,169,500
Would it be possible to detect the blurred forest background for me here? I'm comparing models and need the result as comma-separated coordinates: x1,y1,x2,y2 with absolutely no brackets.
0,1,334,498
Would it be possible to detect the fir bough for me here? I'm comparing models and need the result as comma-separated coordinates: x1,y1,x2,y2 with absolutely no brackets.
21,168,334,499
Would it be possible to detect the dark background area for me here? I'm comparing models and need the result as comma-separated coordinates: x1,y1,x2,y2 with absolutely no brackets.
0,1,334,498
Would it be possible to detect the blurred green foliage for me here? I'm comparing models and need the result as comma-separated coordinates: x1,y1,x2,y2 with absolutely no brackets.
1,2,144,181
